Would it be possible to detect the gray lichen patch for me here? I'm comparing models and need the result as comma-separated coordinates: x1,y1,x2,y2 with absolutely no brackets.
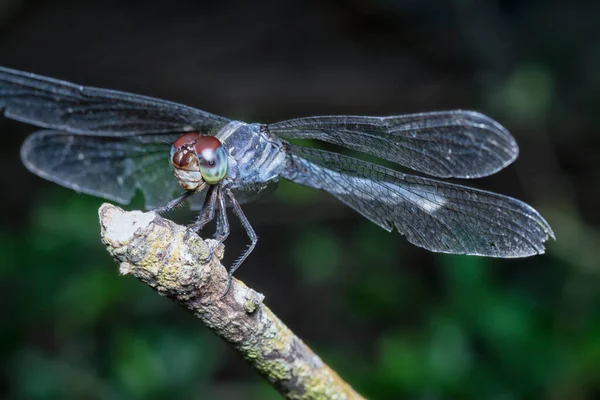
99,203,155,246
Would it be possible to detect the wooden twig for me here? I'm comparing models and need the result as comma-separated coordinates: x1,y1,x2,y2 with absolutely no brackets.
98,203,365,400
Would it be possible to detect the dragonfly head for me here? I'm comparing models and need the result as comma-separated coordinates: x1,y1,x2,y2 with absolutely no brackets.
170,132,228,191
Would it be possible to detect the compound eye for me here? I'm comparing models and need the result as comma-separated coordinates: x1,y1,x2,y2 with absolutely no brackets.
173,132,200,148
194,136,228,184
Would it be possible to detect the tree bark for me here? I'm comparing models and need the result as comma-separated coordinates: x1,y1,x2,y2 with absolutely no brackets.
99,203,365,400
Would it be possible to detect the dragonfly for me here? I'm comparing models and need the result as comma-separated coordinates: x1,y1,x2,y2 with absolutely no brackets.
0,66,554,294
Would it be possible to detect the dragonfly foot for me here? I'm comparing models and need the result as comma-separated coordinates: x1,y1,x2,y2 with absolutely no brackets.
201,242,215,264
183,226,197,241
221,272,234,298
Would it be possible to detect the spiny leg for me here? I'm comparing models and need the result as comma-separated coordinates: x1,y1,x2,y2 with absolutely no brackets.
188,185,222,264
189,185,218,231
213,189,230,243
154,191,194,215
222,187,258,296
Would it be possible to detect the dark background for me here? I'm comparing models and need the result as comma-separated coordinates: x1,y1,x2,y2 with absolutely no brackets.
0,0,598,399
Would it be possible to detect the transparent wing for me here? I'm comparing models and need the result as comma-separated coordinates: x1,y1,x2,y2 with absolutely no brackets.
281,145,554,257
21,130,192,209
0,66,230,135
269,111,518,179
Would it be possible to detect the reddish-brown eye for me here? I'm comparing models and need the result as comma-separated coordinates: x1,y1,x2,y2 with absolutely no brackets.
173,132,201,148
193,136,228,184
170,133,227,185
171,149,197,169
171,132,201,174
192,135,222,154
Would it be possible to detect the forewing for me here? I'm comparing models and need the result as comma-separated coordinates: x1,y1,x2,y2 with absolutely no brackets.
21,130,186,209
0,66,230,135
281,145,554,257
269,111,518,179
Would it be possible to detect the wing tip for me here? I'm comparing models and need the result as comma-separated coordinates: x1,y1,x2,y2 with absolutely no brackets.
394,207,555,259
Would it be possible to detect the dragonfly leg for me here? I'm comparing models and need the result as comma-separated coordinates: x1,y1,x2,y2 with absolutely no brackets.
222,187,258,296
189,185,218,232
189,185,223,265
154,191,194,214
213,190,230,243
